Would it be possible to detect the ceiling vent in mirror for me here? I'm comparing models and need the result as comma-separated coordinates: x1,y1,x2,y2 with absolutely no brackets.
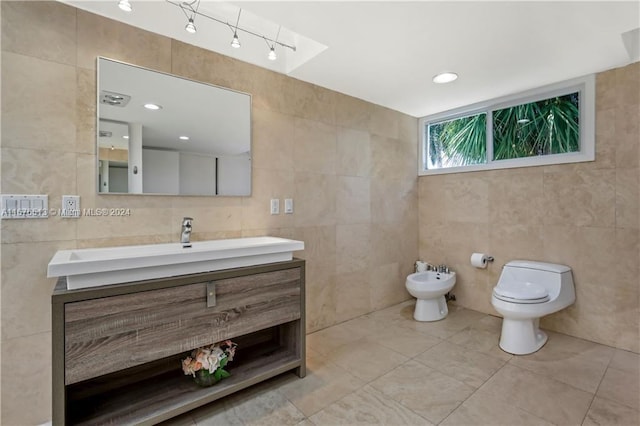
99,130,113,138
100,90,131,107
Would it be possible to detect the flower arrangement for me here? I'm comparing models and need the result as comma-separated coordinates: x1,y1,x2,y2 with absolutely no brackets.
181,340,237,387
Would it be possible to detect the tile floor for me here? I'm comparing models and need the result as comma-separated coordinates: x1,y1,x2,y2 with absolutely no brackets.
164,301,640,426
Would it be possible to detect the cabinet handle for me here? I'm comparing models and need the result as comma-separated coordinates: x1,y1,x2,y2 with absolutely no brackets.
206,282,216,308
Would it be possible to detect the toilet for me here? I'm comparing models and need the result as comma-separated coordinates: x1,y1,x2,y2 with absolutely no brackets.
491,260,575,355
405,271,456,321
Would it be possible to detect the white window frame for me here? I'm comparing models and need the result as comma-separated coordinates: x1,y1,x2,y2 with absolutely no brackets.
418,74,595,175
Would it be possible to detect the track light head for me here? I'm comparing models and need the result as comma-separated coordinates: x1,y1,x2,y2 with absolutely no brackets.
231,33,241,48
268,46,277,61
185,18,196,34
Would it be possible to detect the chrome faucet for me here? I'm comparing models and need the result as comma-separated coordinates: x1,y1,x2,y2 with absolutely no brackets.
181,217,193,248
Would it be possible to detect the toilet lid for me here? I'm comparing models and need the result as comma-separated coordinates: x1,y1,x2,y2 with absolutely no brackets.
493,281,549,301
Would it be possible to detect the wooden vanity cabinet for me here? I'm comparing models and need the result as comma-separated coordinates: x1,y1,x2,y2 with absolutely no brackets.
52,259,305,425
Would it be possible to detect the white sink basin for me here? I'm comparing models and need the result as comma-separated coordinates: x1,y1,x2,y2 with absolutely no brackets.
48,237,304,289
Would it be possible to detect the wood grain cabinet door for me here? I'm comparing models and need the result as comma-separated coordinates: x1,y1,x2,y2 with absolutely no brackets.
64,268,301,384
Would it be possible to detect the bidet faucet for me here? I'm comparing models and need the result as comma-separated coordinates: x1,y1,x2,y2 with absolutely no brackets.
181,217,193,248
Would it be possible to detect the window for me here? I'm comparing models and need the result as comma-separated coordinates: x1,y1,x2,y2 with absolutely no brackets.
420,75,594,175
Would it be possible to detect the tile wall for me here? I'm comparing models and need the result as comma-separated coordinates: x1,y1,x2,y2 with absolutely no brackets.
1,2,637,424
0,2,418,423
419,62,640,354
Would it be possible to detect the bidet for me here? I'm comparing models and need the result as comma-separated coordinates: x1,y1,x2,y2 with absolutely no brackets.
405,270,456,321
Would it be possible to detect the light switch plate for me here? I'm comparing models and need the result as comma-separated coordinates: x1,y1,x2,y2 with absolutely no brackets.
284,198,294,214
270,199,280,215
1,194,48,219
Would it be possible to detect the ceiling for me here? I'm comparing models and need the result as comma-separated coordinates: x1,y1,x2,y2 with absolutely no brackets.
65,1,639,117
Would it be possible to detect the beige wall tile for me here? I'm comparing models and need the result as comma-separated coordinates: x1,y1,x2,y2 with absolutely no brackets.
370,105,400,139
76,67,96,154
1,147,77,202
76,9,172,71
335,270,372,323
170,40,255,93
336,176,370,224
76,207,173,240
594,107,617,169
489,170,544,225
596,68,617,112
1,332,52,425
616,62,640,108
252,107,295,172
371,177,416,224
305,269,337,333
1,0,76,66
489,224,544,268
336,127,371,177
542,225,616,285
616,168,639,229
370,135,416,182
370,262,409,311
293,118,337,175
334,93,373,131
398,114,419,146
281,78,336,125
171,205,243,237
294,173,336,227
2,53,76,152
615,106,640,169
1,241,74,339
543,169,616,227
336,224,371,274
615,228,639,291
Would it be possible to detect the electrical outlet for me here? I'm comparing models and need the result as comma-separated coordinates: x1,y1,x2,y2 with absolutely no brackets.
61,195,80,218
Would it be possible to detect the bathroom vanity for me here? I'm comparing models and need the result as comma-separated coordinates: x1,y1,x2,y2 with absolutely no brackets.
51,259,306,425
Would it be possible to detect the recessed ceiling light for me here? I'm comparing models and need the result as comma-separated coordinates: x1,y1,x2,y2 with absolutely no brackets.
433,72,458,84
144,103,162,110
123,135,129,139
179,136,190,141
118,0,132,13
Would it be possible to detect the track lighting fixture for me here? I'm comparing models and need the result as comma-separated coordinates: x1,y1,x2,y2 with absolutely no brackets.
118,0,132,12
164,1,297,58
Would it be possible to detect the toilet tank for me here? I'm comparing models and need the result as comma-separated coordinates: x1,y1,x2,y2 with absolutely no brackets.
498,260,573,300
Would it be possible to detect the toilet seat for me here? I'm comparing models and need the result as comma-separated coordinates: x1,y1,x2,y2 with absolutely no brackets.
493,281,550,304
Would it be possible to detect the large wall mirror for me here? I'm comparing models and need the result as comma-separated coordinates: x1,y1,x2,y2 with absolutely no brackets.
97,57,251,196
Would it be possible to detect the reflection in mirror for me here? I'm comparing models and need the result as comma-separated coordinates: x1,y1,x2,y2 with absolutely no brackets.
97,57,251,196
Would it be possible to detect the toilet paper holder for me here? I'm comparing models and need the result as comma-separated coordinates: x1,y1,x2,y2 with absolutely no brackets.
470,253,495,269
